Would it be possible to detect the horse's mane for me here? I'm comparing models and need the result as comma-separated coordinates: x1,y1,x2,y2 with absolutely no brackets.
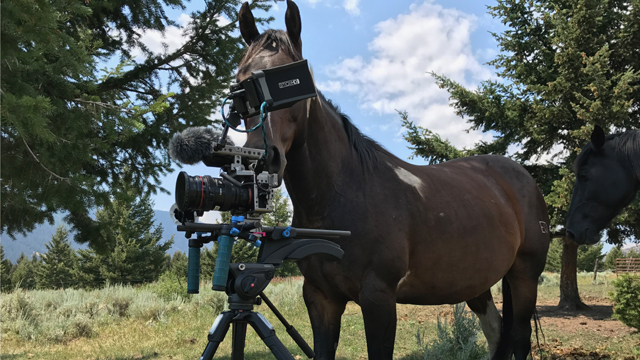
575,129,640,180
239,30,302,70
322,95,391,171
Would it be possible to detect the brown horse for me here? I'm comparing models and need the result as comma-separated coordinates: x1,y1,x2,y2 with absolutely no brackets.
237,2,550,359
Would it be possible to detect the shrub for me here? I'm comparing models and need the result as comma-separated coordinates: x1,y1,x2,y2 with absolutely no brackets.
610,274,640,330
418,303,488,360
147,271,188,301
539,272,560,287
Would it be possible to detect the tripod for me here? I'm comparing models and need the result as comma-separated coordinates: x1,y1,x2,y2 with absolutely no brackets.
176,221,348,360
199,265,314,360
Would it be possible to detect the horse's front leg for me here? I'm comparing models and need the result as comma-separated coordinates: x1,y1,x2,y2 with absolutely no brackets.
303,280,347,360
359,275,397,360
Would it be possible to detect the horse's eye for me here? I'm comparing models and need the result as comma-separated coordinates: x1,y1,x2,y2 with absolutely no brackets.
578,172,588,181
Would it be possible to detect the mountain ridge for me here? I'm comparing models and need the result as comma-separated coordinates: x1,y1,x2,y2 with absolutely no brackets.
1,210,192,263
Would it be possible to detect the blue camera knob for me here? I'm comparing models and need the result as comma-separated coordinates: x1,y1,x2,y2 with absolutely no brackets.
230,228,240,236
231,215,245,223
283,226,292,238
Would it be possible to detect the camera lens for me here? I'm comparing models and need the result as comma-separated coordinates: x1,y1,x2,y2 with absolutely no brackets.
175,171,252,212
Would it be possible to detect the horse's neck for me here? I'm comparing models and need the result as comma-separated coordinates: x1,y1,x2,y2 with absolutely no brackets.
283,98,356,225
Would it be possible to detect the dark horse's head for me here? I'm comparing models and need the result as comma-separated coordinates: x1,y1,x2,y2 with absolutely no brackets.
566,125,640,244
236,0,309,184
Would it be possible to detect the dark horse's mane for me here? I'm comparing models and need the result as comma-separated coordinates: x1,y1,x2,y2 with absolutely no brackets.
575,129,640,179
321,95,392,171
240,29,390,171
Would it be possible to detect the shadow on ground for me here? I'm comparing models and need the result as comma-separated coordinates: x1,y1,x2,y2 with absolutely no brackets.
536,305,614,321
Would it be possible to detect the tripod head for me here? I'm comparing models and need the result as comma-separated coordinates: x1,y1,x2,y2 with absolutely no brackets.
175,218,348,293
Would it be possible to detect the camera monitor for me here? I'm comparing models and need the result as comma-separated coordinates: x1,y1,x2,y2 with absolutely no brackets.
230,59,317,118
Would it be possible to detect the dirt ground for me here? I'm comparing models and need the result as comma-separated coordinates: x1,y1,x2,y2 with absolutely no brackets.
393,296,639,360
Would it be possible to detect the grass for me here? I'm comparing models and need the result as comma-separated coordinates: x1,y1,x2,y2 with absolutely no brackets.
1,273,639,360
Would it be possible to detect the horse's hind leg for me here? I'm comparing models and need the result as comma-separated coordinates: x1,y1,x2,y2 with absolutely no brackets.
467,290,502,358
302,280,347,360
506,263,542,360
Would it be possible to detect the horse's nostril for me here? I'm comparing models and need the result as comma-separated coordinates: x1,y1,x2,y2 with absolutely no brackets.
268,146,282,174
566,230,575,240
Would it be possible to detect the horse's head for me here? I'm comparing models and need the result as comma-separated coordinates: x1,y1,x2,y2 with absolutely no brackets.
236,0,310,184
566,125,639,244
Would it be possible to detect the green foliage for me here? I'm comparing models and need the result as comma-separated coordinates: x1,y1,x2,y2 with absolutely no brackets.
262,188,300,277
11,253,41,290
1,245,13,291
417,303,488,360
1,0,274,249
75,188,172,288
610,275,640,330
37,226,78,289
544,239,604,273
169,251,188,279
545,238,563,272
399,111,469,164
261,188,293,227
577,243,605,272
604,247,625,270
148,271,188,301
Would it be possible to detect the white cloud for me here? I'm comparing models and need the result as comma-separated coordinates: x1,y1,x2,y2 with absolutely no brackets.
132,13,191,60
303,0,322,8
344,0,360,15
321,1,495,148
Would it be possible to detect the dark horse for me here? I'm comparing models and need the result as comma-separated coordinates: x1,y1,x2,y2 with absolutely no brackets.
237,2,549,359
566,125,640,245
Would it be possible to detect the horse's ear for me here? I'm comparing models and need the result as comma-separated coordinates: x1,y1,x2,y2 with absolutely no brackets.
239,2,260,45
285,0,302,52
591,125,606,150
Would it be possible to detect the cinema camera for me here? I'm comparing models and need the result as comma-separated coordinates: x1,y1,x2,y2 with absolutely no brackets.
169,59,350,360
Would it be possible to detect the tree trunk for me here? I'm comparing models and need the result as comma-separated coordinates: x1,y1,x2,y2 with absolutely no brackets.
558,237,590,310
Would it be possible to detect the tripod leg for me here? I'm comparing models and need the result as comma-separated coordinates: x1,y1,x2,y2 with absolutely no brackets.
231,320,248,360
247,312,295,360
200,312,234,360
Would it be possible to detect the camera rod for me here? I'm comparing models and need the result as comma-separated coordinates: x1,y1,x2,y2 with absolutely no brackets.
177,222,351,239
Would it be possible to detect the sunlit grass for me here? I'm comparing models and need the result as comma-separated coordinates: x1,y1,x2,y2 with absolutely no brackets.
2,273,639,360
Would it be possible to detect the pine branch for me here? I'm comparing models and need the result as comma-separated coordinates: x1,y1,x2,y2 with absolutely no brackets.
72,98,134,114
21,138,72,185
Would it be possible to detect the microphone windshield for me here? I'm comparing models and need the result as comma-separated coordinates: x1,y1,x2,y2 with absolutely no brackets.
168,127,234,165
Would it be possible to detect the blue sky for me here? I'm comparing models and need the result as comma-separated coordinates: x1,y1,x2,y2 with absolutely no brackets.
151,0,506,221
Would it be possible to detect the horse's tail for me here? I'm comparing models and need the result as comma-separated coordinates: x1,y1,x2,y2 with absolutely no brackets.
492,277,513,360
532,308,546,359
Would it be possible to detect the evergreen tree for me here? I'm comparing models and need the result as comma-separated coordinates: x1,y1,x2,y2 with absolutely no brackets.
1,245,13,291
544,239,562,273
37,226,78,289
576,243,605,272
603,246,624,270
170,251,189,279
262,189,299,277
11,253,38,289
75,188,173,287
1,0,273,250
402,0,640,310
